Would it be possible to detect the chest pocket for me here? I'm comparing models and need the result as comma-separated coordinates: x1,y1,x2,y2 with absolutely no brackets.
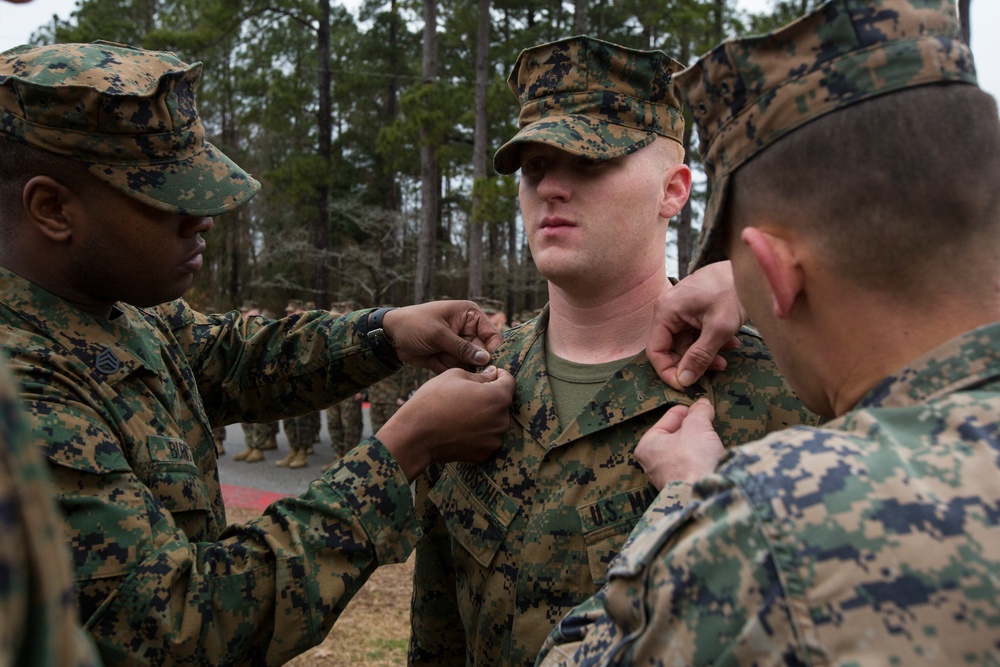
144,435,212,515
429,464,518,568
577,484,657,585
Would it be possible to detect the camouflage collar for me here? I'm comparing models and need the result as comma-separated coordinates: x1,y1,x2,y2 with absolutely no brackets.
858,322,1000,410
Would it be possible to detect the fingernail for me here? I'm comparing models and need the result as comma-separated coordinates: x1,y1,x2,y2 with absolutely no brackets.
474,349,490,365
678,370,695,386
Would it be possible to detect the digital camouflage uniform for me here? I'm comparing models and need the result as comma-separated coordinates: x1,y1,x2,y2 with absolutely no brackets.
0,361,101,667
327,396,364,460
283,411,322,452
242,419,279,452
280,300,321,465
368,366,419,432
0,273,416,665
0,42,421,666
410,307,817,667
539,323,1000,666
211,425,226,455
536,2,1000,665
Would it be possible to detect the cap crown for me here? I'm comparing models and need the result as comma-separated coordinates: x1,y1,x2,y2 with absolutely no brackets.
494,36,684,174
677,0,977,270
0,41,259,215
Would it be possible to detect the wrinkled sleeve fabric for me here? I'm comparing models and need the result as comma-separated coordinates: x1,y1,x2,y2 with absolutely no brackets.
72,429,418,666
159,301,395,426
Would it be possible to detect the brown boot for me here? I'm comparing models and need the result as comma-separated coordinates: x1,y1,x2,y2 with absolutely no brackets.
233,449,250,461
244,448,265,463
321,460,336,472
288,449,310,469
275,450,296,467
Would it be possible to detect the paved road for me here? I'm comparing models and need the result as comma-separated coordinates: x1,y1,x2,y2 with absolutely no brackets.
217,407,373,504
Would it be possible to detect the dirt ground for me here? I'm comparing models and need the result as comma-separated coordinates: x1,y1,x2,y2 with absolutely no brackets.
227,506,414,667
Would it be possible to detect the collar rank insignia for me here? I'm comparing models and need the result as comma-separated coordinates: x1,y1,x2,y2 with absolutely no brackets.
95,347,121,375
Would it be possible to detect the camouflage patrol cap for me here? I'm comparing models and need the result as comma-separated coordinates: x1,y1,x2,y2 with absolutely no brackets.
678,0,977,271
0,41,260,216
493,35,685,175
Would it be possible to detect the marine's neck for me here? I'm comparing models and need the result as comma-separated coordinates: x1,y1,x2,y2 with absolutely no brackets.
545,268,667,363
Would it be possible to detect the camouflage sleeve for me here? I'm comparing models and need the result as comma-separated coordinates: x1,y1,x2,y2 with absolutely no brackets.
709,328,821,448
155,301,394,426
408,468,468,666
0,363,101,667
51,418,420,666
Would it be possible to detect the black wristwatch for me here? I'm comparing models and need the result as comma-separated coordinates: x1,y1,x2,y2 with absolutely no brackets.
365,307,403,371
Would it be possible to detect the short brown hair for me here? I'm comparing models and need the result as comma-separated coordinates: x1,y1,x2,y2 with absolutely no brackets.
726,84,1000,295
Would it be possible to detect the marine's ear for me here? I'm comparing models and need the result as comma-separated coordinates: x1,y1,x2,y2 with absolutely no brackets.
741,226,803,320
22,175,78,242
659,162,692,220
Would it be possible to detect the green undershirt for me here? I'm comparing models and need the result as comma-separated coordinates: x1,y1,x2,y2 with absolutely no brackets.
544,338,631,428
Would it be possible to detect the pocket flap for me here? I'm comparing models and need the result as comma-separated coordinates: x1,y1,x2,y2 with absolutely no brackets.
429,464,518,568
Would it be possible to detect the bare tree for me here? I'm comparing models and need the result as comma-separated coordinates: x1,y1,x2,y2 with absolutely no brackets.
467,0,490,299
315,0,333,309
574,0,586,34
415,0,439,303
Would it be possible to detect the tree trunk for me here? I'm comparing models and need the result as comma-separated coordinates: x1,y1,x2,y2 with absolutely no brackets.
415,0,439,304
573,0,586,34
382,0,402,306
314,0,332,309
467,0,490,299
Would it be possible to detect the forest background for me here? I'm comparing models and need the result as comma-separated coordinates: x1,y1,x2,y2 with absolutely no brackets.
0,0,990,322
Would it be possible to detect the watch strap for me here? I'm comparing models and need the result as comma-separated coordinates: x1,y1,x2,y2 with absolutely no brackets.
366,307,403,371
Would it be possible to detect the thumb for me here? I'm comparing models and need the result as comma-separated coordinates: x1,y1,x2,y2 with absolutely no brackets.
448,334,492,367
651,403,691,435
479,366,515,390
685,398,716,425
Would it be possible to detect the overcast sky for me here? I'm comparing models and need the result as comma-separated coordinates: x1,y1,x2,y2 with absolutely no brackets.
1,0,997,101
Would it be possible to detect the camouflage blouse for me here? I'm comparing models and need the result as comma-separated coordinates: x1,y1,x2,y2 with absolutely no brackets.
409,305,818,667
0,268,416,666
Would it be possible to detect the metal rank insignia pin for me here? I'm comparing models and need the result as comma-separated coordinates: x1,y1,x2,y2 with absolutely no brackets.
95,347,121,375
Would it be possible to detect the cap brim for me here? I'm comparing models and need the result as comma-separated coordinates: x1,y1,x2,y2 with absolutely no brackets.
493,115,654,175
688,172,730,273
88,141,260,216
